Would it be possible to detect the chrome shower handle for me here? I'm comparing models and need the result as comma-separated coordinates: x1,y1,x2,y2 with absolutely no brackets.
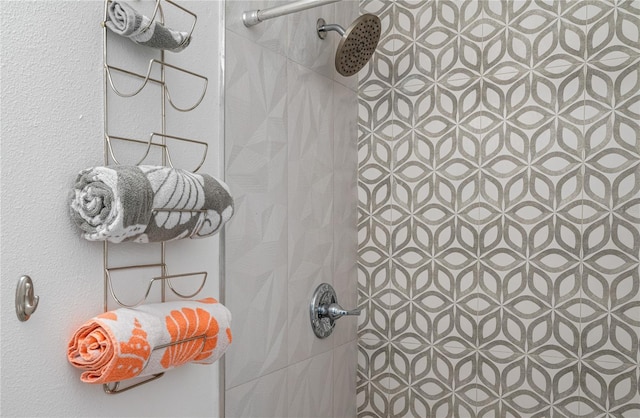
310,283,361,338
318,303,361,321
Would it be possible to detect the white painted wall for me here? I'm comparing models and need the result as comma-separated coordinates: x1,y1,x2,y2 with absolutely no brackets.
0,1,224,416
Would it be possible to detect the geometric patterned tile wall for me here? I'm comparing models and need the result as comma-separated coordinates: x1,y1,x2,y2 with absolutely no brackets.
357,1,640,416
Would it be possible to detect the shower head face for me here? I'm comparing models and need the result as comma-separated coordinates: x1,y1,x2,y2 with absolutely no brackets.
335,14,381,77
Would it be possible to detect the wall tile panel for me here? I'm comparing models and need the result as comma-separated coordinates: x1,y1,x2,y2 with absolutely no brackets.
287,2,337,79
585,0,640,63
226,369,289,418
287,351,334,418
334,81,360,347
225,30,289,389
226,0,360,415
358,0,640,416
334,340,360,418
225,0,289,55
287,61,336,364
357,339,391,417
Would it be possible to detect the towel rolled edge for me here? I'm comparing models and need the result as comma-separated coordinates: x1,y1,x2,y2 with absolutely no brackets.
105,0,191,52
69,166,154,243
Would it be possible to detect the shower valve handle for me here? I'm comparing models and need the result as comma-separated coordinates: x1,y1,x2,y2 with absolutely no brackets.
310,283,361,338
318,303,361,321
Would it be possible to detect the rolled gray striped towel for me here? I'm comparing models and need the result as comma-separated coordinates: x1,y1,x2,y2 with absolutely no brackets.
105,1,191,52
70,166,233,243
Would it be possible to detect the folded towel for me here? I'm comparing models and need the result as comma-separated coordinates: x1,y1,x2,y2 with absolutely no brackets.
70,165,234,243
105,1,191,52
68,298,232,384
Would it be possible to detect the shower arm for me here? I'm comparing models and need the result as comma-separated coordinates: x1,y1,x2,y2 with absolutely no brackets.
317,22,345,37
243,0,341,27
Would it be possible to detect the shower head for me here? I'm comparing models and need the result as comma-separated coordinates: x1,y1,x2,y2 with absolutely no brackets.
317,14,381,77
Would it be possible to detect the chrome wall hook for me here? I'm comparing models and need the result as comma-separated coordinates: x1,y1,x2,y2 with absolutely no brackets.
15,275,39,322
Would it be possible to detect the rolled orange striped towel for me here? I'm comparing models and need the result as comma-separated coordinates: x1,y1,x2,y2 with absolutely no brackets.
67,298,231,384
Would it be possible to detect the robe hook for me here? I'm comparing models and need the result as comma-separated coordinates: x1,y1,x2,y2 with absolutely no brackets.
16,275,39,322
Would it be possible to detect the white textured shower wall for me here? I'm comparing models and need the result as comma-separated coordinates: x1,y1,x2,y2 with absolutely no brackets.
223,1,360,417
357,0,640,417
1,1,224,416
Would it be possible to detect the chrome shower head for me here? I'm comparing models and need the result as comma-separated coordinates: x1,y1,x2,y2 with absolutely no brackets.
317,14,381,77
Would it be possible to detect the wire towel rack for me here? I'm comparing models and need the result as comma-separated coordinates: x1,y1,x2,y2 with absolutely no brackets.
100,0,211,394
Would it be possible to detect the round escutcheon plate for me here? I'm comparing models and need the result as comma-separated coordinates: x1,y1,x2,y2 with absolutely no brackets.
309,283,337,338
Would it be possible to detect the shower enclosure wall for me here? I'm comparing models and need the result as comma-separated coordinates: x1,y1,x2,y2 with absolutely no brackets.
357,1,640,417
223,1,360,417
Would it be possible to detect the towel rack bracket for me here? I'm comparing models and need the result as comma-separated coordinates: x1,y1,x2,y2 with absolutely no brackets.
104,373,165,394
102,334,207,394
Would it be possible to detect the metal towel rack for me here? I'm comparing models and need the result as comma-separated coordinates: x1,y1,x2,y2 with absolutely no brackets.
105,60,208,112
100,0,211,394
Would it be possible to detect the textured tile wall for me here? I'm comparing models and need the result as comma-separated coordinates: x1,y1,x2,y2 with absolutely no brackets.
224,1,360,417
357,0,640,417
